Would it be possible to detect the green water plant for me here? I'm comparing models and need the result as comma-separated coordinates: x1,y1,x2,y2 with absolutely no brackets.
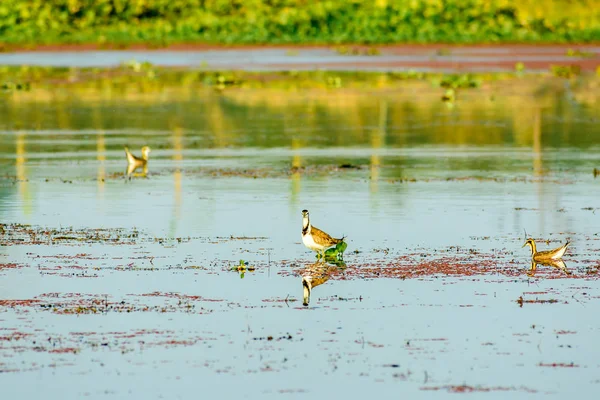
323,241,348,260
333,46,381,56
1,81,31,92
566,49,596,58
439,74,481,89
0,1,598,46
551,65,581,78
441,88,456,103
515,62,525,73
230,259,255,279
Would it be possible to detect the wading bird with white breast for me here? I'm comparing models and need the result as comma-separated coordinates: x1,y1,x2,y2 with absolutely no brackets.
301,209,345,259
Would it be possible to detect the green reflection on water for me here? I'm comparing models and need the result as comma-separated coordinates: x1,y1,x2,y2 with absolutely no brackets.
15,131,32,216
0,71,599,185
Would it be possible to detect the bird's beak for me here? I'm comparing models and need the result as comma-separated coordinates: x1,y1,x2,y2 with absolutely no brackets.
522,242,527,248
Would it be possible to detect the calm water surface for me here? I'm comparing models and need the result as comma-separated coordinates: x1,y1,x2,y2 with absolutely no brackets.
1,80,600,399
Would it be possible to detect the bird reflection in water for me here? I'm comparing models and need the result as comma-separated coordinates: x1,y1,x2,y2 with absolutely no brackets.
527,259,571,277
301,258,346,307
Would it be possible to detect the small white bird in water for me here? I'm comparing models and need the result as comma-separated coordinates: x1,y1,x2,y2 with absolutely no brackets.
301,209,345,258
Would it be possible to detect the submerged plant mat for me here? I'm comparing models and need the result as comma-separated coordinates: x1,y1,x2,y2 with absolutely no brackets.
2,222,597,279
2,222,599,398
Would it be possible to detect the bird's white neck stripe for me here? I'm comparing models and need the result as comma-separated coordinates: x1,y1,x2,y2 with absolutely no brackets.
302,216,310,234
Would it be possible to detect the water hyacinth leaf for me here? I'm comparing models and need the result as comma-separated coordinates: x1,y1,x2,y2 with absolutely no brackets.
321,241,348,259
324,247,338,257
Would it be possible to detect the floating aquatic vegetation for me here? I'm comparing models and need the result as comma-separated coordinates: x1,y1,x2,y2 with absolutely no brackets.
438,74,482,89
422,385,538,393
566,49,596,58
515,62,525,73
551,65,581,78
206,72,243,91
1,81,31,92
230,259,256,278
538,362,579,368
333,46,381,56
0,223,144,246
441,88,456,104
122,59,154,73
516,295,562,307
323,241,347,260
326,76,342,88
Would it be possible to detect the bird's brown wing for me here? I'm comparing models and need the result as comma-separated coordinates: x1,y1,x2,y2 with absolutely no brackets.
310,226,342,248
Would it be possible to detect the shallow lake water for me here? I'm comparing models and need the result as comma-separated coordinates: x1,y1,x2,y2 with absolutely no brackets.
0,45,598,72
1,74,600,398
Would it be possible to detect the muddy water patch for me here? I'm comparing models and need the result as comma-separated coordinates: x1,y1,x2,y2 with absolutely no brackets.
285,250,591,283
0,326,221,373
421,384,539,393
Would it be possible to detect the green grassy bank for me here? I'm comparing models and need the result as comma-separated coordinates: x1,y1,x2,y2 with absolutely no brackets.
0,0,599,47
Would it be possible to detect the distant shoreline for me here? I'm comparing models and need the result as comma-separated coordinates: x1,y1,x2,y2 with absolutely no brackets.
2,0,598,51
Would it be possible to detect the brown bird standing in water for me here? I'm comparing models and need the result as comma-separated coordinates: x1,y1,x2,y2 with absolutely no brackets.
125,146,150,176
523,238,570,262
301,209,344,258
